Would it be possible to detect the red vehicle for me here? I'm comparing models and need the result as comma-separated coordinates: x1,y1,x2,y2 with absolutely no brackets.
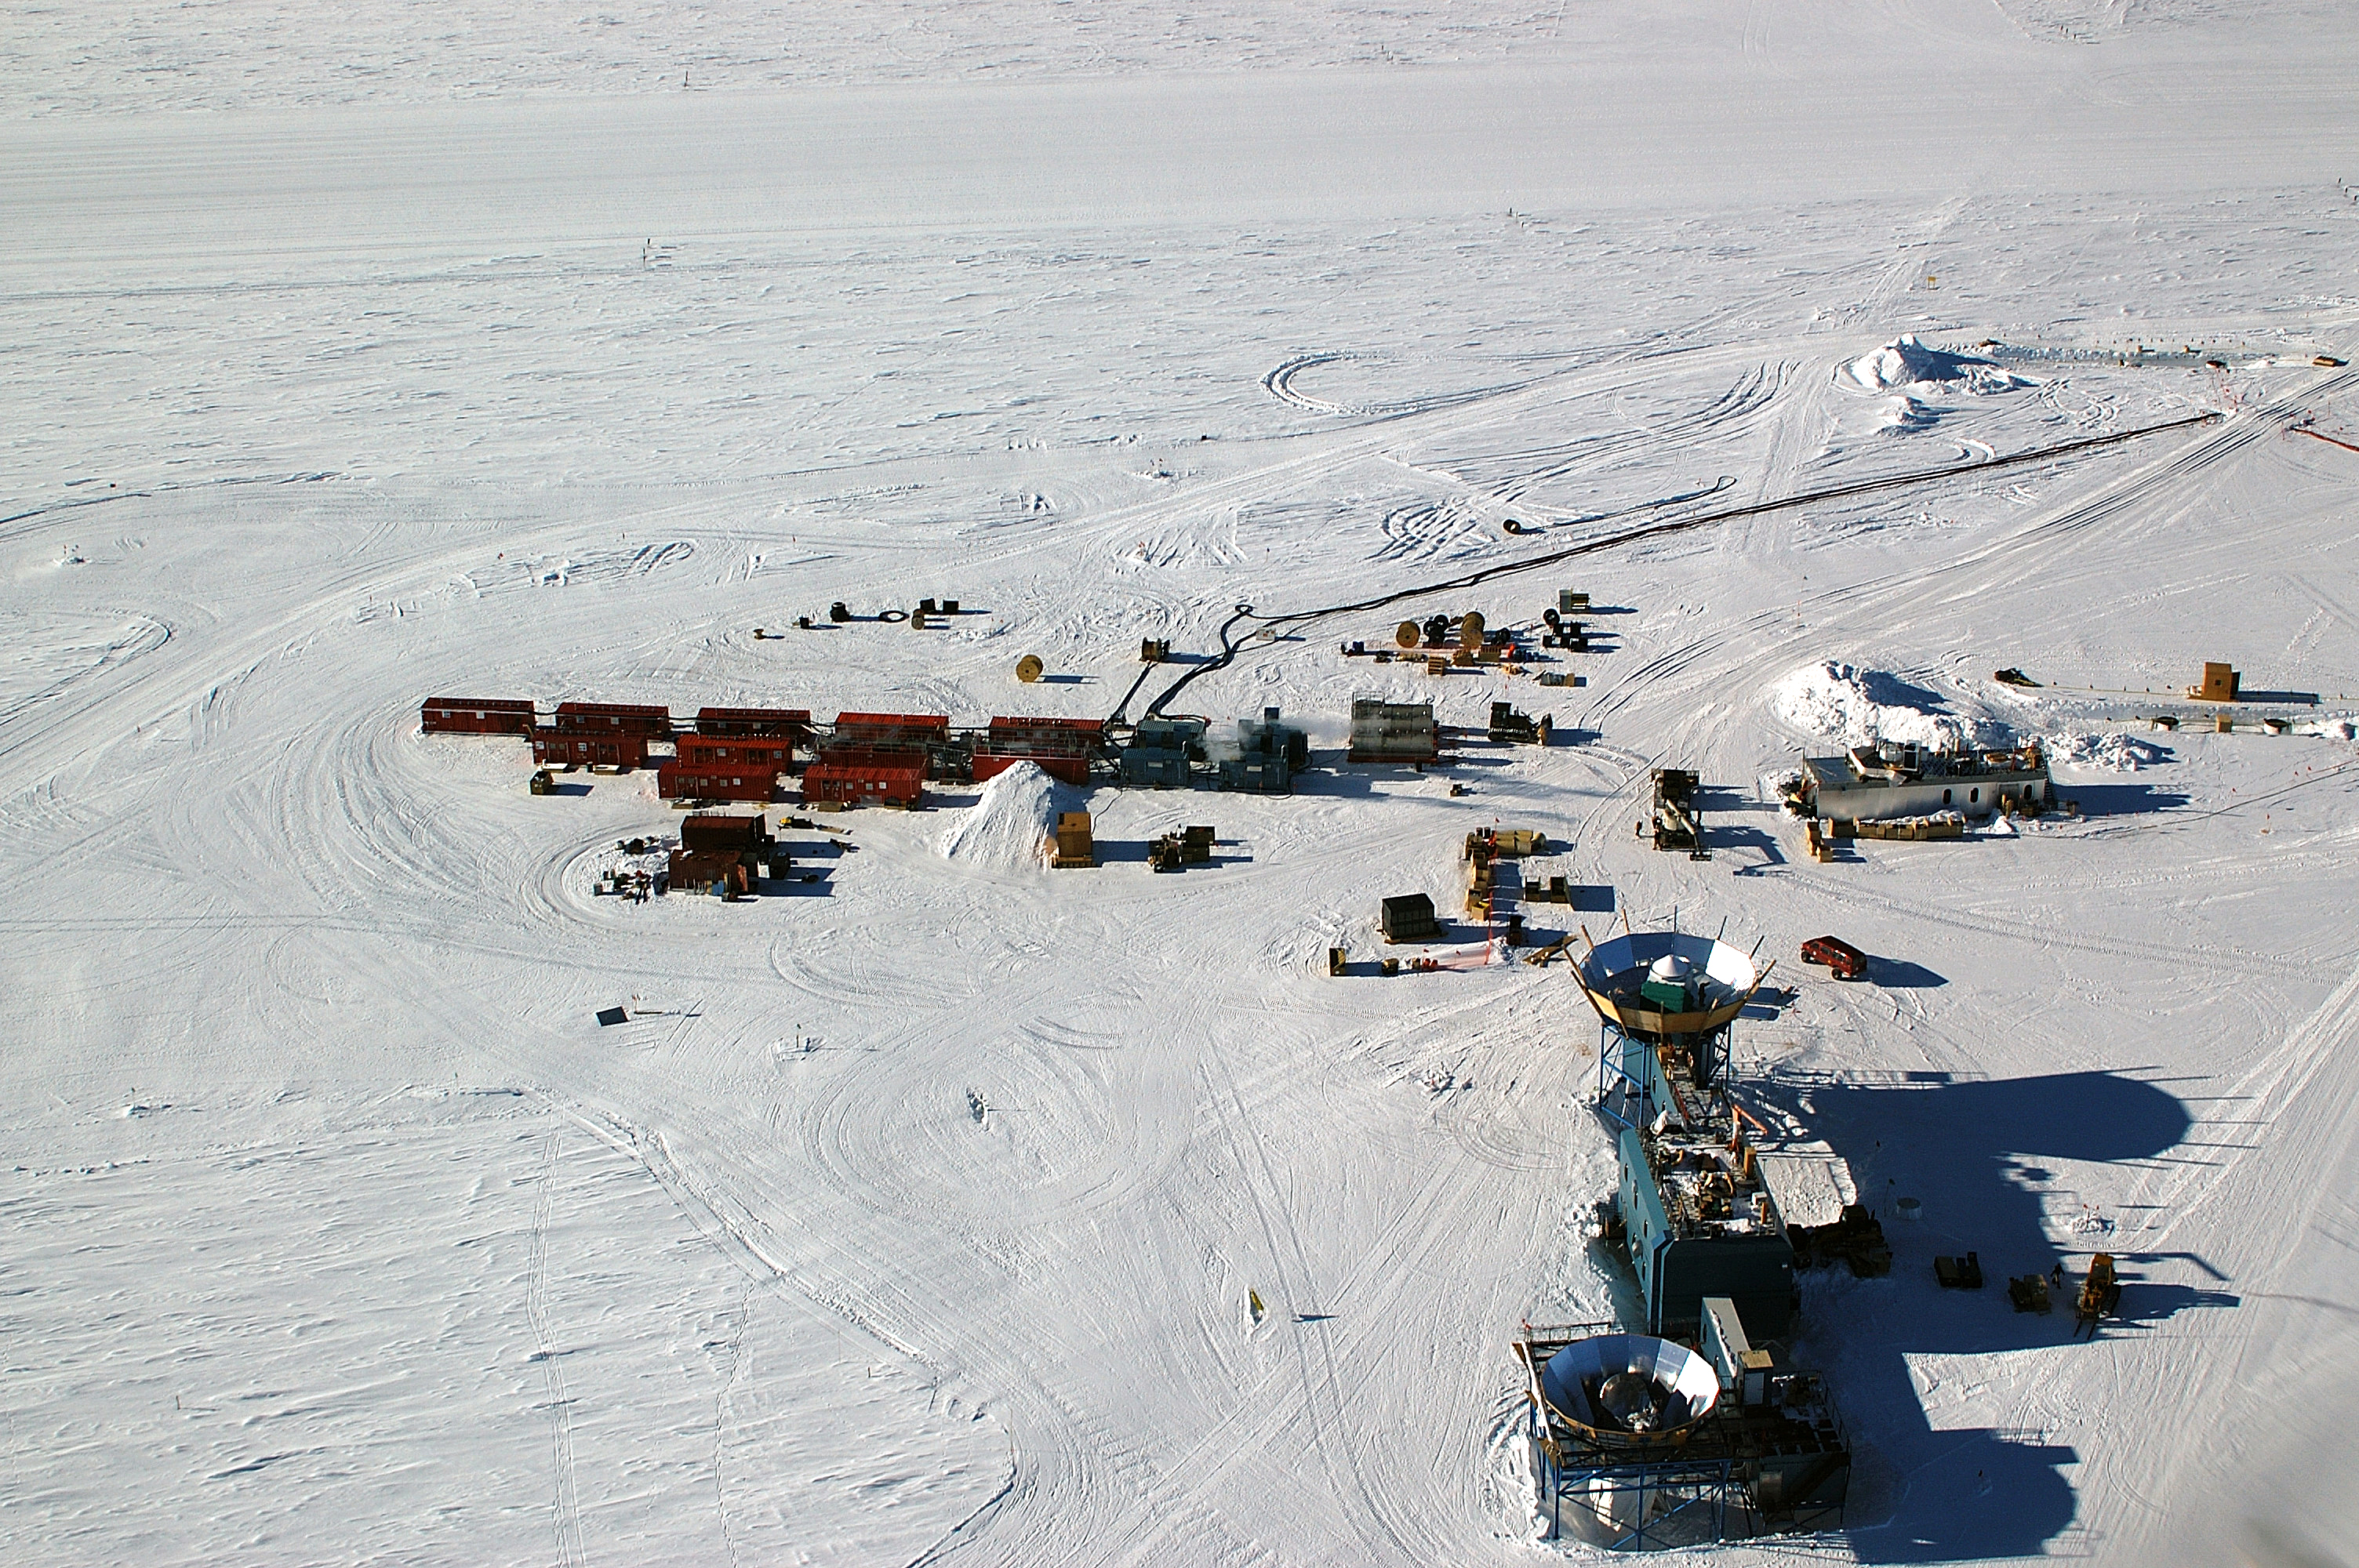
1801,935,1869,980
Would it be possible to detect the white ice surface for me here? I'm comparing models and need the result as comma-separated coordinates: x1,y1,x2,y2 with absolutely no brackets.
6,4,2359,1566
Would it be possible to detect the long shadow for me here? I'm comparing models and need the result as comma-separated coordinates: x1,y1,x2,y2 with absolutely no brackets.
1745,1070,2195,1562
1740,984,1799,1021
757,871,834,898
1294,768,1421,800
1716,823,1787,874
2237,688,2321,706
2058,782,2190,816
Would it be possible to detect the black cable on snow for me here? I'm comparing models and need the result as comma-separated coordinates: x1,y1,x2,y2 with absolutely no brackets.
1128,408,2223,722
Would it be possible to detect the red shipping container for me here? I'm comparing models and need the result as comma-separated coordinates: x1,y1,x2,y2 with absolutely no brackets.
679,814,769,854
531,728,648,769
554,701,673,735
696,706,811,740
829,713,949,750
978,717,1099,784
973,753,1090,786
656,764,776,802
804,762,924,809
987,716,1103,741
667,850,751,898
815,742,929,770
422,697,536,735
677,733,796,771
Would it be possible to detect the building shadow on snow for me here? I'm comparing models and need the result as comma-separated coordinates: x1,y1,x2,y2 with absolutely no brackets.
2055,782,2190,816
1741,1069,2194,1562
1715,823,1788,873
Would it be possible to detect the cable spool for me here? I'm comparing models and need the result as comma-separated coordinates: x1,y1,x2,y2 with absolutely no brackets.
911,608,929,630
1016,655,1045,684
1459,610,1486,649
1395,620,1421,649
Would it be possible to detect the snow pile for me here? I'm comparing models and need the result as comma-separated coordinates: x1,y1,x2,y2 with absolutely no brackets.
2048,731,2169,770
1846,334,2034,394
1772,662,2012,750
2298,714,2357,741
935,761,1070,873
1875,394,1940,433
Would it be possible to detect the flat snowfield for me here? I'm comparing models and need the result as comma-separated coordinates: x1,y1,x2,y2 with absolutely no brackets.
5,3,2357,1564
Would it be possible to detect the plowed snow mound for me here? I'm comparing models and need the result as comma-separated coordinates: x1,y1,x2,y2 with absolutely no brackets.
936,761,1074,873
2050,731,2170,770
1773,662,2012,750
1846,334,2034,394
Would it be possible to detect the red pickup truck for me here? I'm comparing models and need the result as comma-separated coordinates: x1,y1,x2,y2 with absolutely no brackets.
1801,935,1869,980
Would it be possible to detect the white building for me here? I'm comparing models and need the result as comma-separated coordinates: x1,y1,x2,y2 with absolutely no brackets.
1799,740,2050,822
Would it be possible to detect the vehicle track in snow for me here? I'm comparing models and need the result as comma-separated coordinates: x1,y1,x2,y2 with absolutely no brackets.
526,1134,587,1568
1422,359,1790,513
1201,1032,1430,1564
1262,352,1523,419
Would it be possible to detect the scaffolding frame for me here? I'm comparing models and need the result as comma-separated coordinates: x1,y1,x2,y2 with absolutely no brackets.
1538,1433,1741,1550
1515,1324,1849,1551
1594,1018,1736,1132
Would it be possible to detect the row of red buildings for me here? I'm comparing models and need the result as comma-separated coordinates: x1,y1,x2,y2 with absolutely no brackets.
422,698,1100,808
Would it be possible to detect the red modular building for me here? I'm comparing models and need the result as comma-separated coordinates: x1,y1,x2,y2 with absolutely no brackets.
696,706,811,742
532,728,649,769
829,712,951,750
667,849,751,898
804,761,925,809
553,701,674,736
813,743,928,772
422,697,538,735
679,814,770,855
972,716,1103,786
656,763,776,801
677,733,794,771
824,713,951,780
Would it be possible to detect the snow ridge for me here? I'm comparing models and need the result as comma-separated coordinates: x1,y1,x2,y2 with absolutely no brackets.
2048,731,2169,770
1845,334,2037,394
1772,661,2012,751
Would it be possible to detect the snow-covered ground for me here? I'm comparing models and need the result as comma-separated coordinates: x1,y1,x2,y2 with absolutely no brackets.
5,3,2359,1564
